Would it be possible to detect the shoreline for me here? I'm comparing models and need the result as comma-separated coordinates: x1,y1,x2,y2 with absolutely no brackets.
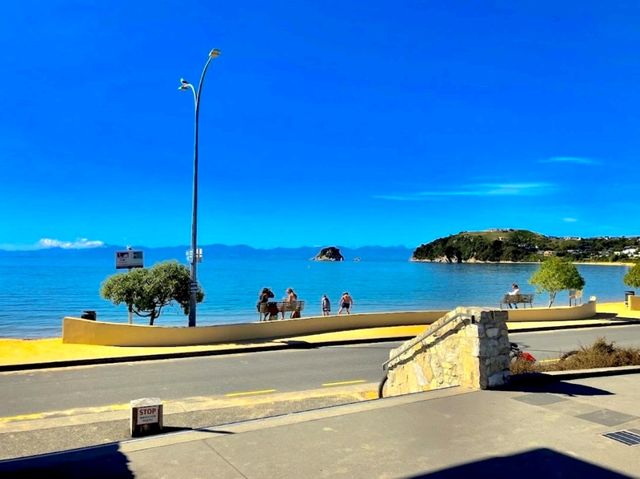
410,259,633,267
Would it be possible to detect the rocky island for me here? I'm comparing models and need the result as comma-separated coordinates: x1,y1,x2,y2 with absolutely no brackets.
412,229,640,263
314,246,345,261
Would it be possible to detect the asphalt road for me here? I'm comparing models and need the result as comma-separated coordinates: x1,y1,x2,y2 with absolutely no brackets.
1,324,640,418
0,342,393,417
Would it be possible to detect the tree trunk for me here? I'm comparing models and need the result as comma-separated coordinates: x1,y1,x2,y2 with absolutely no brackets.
548,291,556,308
149,313,156,326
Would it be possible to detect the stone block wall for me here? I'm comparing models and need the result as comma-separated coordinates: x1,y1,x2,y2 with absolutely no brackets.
382,307,510,397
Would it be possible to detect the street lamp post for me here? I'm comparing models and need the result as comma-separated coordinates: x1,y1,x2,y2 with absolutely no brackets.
179,48,221,327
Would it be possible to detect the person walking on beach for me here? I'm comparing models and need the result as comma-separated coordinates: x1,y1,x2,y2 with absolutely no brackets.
506,283,520,309
338,292,353,315
284,287,299,319
321,294,331,316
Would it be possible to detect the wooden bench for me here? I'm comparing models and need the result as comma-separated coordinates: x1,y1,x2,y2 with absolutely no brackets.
500,293,534,309
258,301,305,321
569,289,583,306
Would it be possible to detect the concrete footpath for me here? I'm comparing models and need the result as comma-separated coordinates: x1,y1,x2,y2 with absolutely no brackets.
1,373,639,478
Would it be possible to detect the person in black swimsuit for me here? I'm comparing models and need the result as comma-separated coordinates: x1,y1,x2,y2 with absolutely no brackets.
338,292,353,315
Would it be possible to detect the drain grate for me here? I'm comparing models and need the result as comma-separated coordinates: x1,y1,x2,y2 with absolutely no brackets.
603,429,640,446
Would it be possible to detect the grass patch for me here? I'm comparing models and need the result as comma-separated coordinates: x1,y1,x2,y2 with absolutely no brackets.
511,338,640,373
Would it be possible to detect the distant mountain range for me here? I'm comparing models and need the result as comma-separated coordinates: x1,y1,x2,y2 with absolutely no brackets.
5,231,640,264
0,244,414,262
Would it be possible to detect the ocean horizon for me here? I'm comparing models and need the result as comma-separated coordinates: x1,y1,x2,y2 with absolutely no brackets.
0,247,632,339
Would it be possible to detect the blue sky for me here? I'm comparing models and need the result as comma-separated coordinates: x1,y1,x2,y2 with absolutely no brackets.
1,1,639,250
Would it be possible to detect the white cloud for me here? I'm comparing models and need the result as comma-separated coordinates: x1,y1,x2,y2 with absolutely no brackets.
374,182,554,201
38,238,105,249
540,156,601,165
563,217,578,223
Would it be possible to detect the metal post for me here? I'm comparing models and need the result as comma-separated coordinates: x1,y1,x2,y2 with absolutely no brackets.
128,264,133,324
180,49,221,327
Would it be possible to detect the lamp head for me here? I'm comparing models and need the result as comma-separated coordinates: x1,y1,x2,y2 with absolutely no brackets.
209,48,221,58
178,78,191,91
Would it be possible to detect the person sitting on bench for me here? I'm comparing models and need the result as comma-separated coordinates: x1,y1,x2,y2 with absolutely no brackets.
506,283,520,309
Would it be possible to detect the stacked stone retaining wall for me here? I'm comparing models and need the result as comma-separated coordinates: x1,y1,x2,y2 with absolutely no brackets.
383,307,510,397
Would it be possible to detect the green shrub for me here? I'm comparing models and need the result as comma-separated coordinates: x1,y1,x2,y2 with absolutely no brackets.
510,337,640,374
529,257,585,307
624,262,640,288
101,261,204,326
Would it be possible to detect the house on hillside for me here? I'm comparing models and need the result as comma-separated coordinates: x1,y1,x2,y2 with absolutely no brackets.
618,247,640,258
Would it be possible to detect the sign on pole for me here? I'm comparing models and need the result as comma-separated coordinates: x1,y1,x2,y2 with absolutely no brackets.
116,250,144,269
185,248,203,263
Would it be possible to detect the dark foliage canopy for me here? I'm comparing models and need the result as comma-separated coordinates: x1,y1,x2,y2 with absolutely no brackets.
412,230,640,263
101,261,204,325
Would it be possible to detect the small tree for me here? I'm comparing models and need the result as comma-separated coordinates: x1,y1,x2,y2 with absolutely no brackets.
624,262,640,289
101,261,204,325
529,257,585,307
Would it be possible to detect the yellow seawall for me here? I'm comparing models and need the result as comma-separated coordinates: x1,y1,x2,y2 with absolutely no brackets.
506,301,596,322
63,311,448,347
63,301,597,347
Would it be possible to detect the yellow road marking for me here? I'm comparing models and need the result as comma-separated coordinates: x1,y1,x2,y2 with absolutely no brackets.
362,390,379,400
225,389,277,398
0,412,47,422
0,403,130,424
322,379,366,387
0,386,381,432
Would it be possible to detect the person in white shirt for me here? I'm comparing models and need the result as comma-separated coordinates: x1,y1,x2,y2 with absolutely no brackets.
321,294,331,316
507,283,520,309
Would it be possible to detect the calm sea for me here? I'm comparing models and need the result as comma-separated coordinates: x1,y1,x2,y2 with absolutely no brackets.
0,250,632,338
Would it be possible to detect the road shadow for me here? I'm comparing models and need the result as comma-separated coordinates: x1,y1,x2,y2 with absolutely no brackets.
592,312,620,320
498,376,613,397
591,312,640,323
0,426,236,478
407,448,632,478
0,443,132,479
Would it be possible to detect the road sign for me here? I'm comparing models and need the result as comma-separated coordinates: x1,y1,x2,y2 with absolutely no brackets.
130,398,163,437
185,248,203,263
116,250,144,269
